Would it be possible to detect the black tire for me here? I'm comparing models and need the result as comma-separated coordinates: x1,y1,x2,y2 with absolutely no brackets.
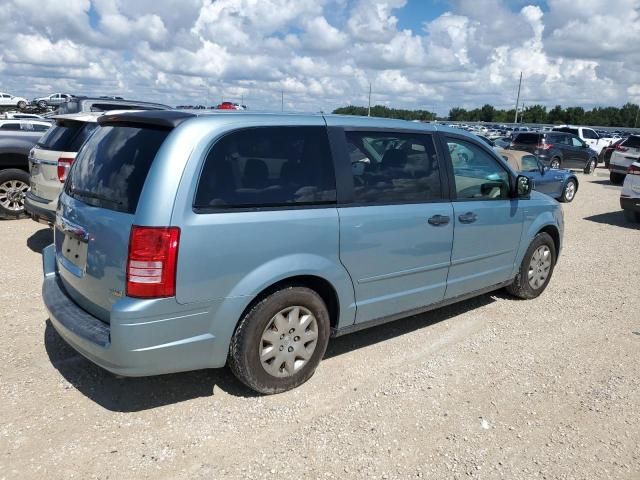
0,169,30,219
584,157,596,174
506,232,556,300
550,157,561,169
17,100,26,109
37,100,47,109
623,209,640,223
610,172,625,185
559,179,577,203
229,286,331,394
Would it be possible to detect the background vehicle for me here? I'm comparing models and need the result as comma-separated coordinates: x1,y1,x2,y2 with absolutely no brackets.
0,120,52,132
552,125,615,155
0,92,28,109
25,113,101,225
32,93,73,109
510,132,598,173
620,161,640,222
215,101,245,110
609,135,640,184
0,120,48,217
2,112,48,121
43,111,563,394
499,149,579,202
599,138,625,168
55,97,170,115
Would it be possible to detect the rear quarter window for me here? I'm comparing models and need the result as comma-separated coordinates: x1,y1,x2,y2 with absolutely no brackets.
66,126,170,214
194,126,336,210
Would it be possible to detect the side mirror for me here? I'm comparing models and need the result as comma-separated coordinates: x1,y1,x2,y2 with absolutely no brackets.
516,175,532,198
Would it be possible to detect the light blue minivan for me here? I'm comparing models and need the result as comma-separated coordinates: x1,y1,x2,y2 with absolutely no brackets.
43,111,564,394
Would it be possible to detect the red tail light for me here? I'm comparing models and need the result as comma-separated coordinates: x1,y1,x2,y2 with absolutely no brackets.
627,164,640,175
616,144,628,152
536,143,553,150
57,156,74,182
126,226,180,298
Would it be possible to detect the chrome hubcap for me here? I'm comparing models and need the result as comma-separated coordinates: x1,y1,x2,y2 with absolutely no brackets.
564,181,576,200
259,306,318,378
588,160,596,173
0,180,29,211
528,245,552,290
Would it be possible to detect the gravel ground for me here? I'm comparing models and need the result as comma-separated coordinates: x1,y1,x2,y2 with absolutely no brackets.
1,171,639,480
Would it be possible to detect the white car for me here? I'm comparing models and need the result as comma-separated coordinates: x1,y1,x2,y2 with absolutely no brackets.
0,92,28,109
609,134,640,184
620,160,640,223
552,125,615,155
0,119,52,132
2,112,47,120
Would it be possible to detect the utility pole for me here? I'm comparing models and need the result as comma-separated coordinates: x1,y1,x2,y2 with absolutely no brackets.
367,82,372,117
514,71,522,124
635,104,639,128
281,90,284,112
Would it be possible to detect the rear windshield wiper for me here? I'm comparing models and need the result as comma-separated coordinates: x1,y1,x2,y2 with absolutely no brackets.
69,187,124,206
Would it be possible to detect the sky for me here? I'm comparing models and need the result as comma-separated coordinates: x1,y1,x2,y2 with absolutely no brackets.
0,0,638,115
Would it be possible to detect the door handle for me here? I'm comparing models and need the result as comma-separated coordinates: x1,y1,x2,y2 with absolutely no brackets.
458,212,478,224
428,214,450,226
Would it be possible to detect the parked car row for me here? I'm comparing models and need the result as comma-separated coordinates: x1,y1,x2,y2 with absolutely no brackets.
0,97,171,218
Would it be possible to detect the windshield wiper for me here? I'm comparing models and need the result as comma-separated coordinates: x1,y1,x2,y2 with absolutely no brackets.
69,188,123,206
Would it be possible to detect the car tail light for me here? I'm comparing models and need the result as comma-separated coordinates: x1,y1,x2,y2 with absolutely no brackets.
616,144,628,152
57,157,74,182
627,164,640,176
126,226,180,298
536,143,553,150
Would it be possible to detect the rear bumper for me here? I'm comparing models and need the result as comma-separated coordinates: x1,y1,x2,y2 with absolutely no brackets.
620,196,640,213
24,192,56,225
609,164,629,174
42,245,239,377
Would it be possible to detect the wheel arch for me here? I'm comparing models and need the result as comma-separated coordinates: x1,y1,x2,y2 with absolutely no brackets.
537,224,560,263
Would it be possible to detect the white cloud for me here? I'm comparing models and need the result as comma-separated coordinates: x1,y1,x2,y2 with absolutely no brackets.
0,0,638,114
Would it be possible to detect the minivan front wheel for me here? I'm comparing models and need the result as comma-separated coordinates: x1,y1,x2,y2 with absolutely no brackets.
507,232,556,299
229,287,330,394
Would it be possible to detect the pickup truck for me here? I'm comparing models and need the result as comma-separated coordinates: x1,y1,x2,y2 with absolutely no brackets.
0,125,46,218
552,126,615,155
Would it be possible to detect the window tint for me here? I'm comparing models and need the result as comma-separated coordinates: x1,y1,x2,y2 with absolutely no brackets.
582,129,598,139
32,124,50,132
66,126,169,214
194,127,336,210
447,137,510,200
513,133,540,145
521,155,539,171
551,134,569,145
345,131,442,204
37,122,96,151
622,135,640,149
0,123,21,130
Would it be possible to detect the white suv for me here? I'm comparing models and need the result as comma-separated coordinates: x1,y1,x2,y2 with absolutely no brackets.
621,161,640,223
609,135,640,184
0,92,28,109
24,113,100,224
552,125,615,155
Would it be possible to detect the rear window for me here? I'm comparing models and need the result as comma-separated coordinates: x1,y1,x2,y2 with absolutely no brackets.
554,127,579,136
513,133,540,144
194,127,336,210
36,122,97,151
622,135,640,149
66,126,170,214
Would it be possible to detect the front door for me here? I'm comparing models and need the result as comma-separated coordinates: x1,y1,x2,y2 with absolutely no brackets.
568,136,588,169
444,136,524,299
337,130,453,324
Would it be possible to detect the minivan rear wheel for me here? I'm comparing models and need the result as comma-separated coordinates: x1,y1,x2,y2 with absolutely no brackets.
0,169,30,219
610,172,625,185
229,286,330,394
506,232,556,300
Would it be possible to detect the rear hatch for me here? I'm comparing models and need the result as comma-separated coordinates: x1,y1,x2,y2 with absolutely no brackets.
510,133,541,154
55,124,171,322
30,120,98,202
